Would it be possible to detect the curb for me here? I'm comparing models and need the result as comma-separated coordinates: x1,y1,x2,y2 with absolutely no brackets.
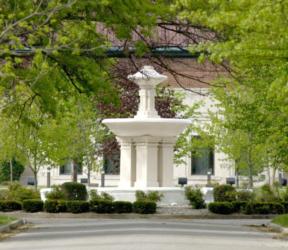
269,223,288,233
0,219,26,233
2,211,275,220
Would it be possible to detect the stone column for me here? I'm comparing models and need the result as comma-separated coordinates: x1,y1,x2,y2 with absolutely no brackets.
135,86,160,119
158,138,177,187
117,137,136,188
134,137,159,188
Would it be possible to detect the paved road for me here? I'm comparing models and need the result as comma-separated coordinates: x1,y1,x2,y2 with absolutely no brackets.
0,218,286,250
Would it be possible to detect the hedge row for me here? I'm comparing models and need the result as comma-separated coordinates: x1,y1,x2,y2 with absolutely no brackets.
0,199,157,214
208,201,287,215
0,200,22,212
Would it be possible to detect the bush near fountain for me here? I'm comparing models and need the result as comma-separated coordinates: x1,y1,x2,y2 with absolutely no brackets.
185,186,206,209
41,182,158,214
208,184,288,215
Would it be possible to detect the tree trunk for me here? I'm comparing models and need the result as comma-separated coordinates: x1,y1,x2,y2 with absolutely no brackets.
267,167,271,186
33,171,38,190
235,159,239,188
272,167,277,186
247,153,253,189
9,159,13,183
71,159,78,182
87,164,91,186
248,166,253,189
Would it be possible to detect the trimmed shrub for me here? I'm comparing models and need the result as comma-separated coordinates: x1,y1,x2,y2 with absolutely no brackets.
114,201,133,213
57,200,67,212
94,201,114,214
135,191,163,202
46,185,65,200
208,202,235,214
44,200,67,213
66,201,90,213
282,202,288,213
243,202,284,215
0,200,22,211
44,200,58,213
133,201,157,214
232,201,247,213
23,199,43,212
185,186,206,209
61,182,87,201
213,185,236,202
89,199,100,212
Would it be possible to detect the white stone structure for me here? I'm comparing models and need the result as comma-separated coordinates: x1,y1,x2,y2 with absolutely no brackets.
103,66,190,188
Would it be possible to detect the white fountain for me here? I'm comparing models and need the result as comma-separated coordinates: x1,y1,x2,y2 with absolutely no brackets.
100,66,191,205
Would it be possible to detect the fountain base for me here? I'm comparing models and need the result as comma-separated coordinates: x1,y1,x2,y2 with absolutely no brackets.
88,187,189,206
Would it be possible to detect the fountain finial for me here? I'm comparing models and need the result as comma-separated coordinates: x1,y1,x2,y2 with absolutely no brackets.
128,65,167,119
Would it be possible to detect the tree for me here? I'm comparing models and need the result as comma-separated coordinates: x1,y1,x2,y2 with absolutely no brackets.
174,0,288,183
0,115,23,183
0,0,174,119
208,84,270,188
0,159,25,183
43,94,106,183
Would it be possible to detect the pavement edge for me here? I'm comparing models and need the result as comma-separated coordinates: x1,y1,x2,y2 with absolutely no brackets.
0,219,26,233
269,222,288,233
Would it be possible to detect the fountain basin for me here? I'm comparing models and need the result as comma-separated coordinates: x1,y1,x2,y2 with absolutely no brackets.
103,118,191,137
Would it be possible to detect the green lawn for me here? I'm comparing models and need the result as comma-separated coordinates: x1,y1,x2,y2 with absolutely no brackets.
272,214,288,228
0,215,16,225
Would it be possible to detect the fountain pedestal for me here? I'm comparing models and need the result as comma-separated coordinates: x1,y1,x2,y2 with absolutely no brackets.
103,66,191,189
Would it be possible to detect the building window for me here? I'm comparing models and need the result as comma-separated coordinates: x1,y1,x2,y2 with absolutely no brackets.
103,150,120,175
59,160,83,175
191,138,214,175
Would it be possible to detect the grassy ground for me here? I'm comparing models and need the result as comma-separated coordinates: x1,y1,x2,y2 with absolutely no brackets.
272,214,288,228
0,215,16,225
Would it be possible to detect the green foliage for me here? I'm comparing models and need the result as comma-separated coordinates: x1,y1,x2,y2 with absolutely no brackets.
66,201,90,214
89,190,114,202
46,186,66,201
185,186,206,209
0,0,172,120
282,202,288,213
91,200,114,214
44,200,67,213
2,182,40,202
113,201,133,214
22,199,44,213
135,190,163,203
44,200,59,213
255,184,281,202
0,159,24,183
213,185,236,202
231,201,247,213
244,202,284,215
133,201,157,214
236,190,255,202
208,202,235,215
61,182,87,201
282,187,288,202
0,201,22,212
175,0,288,182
